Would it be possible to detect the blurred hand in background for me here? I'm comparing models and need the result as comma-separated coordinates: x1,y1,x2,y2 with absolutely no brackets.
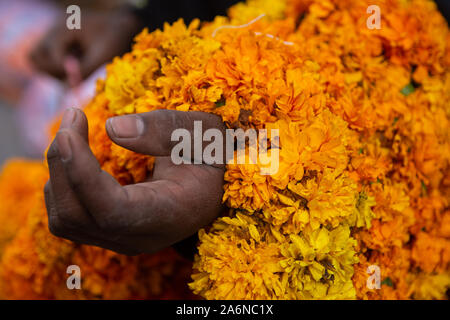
30,8,141,85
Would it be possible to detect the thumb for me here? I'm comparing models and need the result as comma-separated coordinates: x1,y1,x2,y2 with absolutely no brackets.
105,110,227,165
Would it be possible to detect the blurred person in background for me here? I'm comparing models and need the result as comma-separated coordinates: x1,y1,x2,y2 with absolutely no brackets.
0,0,239,157
31,0,241,82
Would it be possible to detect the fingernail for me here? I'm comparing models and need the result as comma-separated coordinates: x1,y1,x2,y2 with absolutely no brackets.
61,108,78,128
56,131,72,162
108,115,144,139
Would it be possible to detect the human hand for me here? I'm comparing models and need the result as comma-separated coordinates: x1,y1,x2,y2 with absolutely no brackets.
30,9,141,83
45,108,226,255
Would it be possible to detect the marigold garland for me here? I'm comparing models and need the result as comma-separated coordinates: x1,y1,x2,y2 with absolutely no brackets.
0,0,449,300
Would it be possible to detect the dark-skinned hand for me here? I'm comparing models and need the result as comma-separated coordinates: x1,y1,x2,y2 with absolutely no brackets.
30,9,141,82
45,108,226,256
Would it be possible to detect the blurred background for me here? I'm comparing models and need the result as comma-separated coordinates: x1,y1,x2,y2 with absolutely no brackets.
0,0,124,167
0,101,26,166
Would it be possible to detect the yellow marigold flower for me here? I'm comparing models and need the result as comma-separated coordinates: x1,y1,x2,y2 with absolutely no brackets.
0,160,48,258
349,191,376,229
279,224,358,299
0,0,449,300
223,158,274,213
287,169,358,229
412,232,450,274
190,215,284,300
228,0,287,24
408,273,450,300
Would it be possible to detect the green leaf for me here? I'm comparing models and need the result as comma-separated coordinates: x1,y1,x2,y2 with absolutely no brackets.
215,98,226,108
421,180,427,197
381,277,393,287
401,83,415,96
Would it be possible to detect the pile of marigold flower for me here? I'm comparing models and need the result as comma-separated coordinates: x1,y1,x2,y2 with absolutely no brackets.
0,0,448,299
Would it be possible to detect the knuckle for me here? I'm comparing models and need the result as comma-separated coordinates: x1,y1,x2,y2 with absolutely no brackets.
66,164,99,193
161,109,186,130
48,216,66,238
55,203,77,223
67,173,85,192
46,140,60,162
